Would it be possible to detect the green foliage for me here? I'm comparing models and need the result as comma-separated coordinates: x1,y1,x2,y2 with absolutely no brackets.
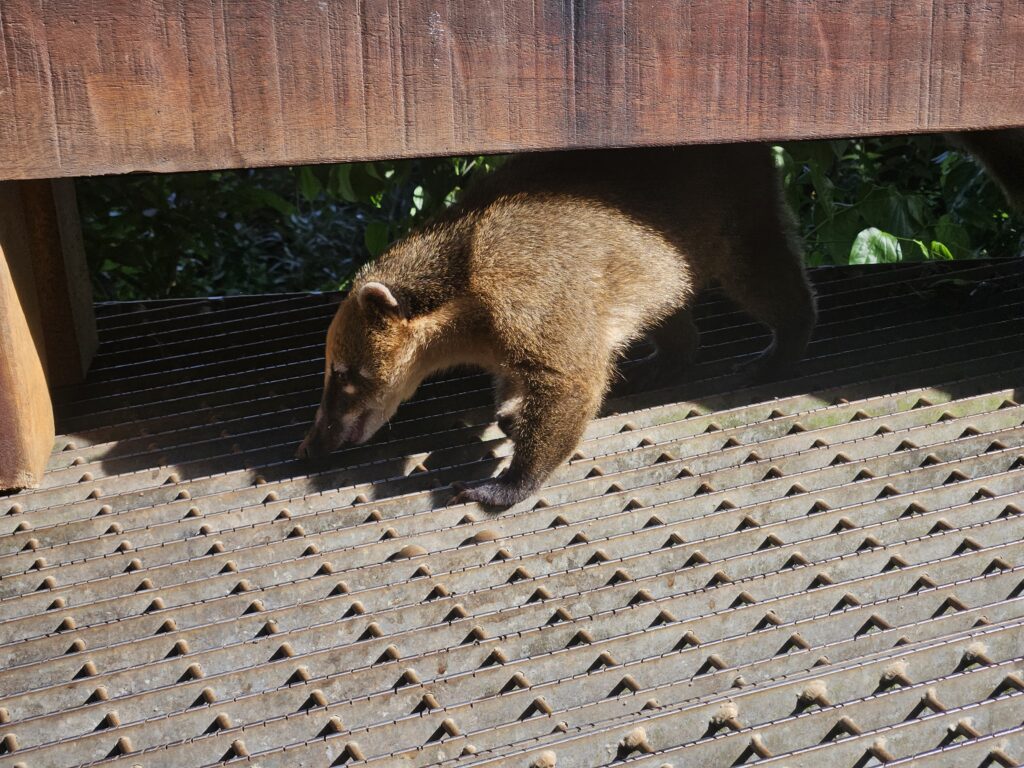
849,227,901,265
78,156,501,300
78,137,1021,301
774,136,1023,266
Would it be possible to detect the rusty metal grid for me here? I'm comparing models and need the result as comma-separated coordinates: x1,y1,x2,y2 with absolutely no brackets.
1,260,1022,768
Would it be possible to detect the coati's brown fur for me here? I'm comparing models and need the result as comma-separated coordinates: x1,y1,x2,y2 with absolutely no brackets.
299,130,1024,509
298,143,816,507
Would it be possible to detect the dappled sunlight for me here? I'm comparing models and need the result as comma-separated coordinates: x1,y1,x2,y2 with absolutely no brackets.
10,259,1018,525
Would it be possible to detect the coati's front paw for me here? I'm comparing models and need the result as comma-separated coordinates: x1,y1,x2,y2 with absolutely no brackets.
449,475,540,509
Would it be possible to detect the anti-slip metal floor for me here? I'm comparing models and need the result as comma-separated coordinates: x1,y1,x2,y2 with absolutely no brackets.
1,260,1022,768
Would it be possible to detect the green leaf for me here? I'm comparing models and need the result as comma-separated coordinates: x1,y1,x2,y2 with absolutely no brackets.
929,241,954,260
935,215,971,258
814,212,865,265
349,163,388,205
850,228,902,265
858,186,917,238
331,164,359,203
828,139,850,159
245,188,296,217
298,167,322,202
364,221,390,256
802,141,837,218
904,194,931,229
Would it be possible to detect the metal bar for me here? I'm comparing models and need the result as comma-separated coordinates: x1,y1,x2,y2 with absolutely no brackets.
1,262,1021,768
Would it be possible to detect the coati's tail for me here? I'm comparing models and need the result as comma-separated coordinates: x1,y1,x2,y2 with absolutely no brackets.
949,128,1024,212
715,151,818,382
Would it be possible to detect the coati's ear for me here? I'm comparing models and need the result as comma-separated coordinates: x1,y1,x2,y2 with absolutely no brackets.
357,281,400,315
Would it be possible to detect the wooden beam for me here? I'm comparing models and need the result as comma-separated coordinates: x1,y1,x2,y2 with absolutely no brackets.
18,180,98,387
1,1,1022,180
0,183,55,490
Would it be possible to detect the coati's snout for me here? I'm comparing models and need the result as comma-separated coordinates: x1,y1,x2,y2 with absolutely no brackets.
297,281,415,459
296,370,382,458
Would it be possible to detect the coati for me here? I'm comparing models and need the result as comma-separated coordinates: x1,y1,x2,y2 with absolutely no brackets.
297,143,817,507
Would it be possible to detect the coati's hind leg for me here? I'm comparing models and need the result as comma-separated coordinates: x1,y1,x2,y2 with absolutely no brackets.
720,228,817,382
453,366,608,508
612,306,699,396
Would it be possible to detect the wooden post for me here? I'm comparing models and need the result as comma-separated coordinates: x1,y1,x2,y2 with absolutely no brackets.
19,180,98,387
0,179,94,488
0,182,55,490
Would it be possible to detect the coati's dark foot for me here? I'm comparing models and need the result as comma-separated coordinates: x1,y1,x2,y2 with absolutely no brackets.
612,313,699,398
731,346,797,384
611,349,691,398
612,361,689,397
449,474,540,509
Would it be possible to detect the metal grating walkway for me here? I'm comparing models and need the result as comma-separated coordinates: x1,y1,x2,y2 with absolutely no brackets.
1,260,1022,768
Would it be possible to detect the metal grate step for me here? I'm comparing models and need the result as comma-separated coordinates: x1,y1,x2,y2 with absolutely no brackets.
1,260,1021,768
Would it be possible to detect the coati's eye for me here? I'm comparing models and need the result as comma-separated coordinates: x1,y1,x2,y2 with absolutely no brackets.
331,365,373,396
349,366,382,389
327,363,361,398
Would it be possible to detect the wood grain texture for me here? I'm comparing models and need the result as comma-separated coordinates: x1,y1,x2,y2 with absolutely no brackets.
0,1,1023,179
0,184,55,490
18,180,98,387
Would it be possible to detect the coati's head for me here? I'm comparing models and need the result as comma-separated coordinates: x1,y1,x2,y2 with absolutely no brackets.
297,281,425,458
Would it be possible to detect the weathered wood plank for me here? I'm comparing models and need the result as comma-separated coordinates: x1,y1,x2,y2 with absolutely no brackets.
0,184,55,490
18,180,98,387
0,1,1023,180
